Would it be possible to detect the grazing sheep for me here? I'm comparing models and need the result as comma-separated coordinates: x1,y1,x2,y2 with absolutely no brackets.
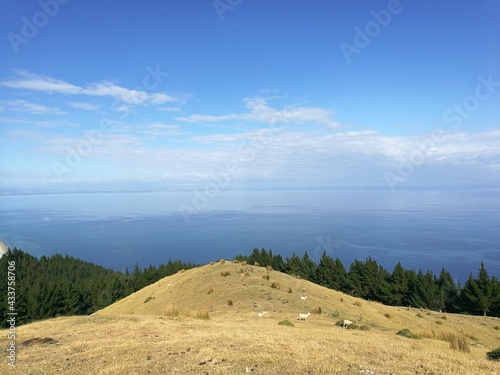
257,311,267,318
298,312,311,321
300,296,308,300
342,319,353,328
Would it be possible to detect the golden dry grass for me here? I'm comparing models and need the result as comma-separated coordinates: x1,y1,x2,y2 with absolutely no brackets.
2,261,500,374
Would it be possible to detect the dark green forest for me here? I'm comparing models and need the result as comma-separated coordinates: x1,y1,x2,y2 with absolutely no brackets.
1,247,499,328
0,248,198,328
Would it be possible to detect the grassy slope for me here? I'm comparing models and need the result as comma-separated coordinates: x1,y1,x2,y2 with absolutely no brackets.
2,261,500,374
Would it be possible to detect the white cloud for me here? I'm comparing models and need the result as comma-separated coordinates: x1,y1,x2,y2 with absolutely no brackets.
177,97,340,129
68,102,100,111
1,70,180,106
0,99,65,115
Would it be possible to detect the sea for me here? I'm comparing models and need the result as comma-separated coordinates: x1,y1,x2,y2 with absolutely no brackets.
0,189,499,282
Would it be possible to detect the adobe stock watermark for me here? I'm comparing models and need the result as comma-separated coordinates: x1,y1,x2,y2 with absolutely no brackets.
51,65,168,179
213,0,243,22
311,235,348,263
384,74,500,191
7,0,71,54
340,0,404,64
178,120,284,224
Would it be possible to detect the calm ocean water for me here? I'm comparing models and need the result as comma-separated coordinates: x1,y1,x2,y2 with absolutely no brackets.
0,189,499,282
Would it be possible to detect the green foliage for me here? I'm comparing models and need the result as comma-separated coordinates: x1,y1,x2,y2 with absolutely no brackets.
397,328,419,339
278,319,294,327
486,347,500,361
0,248,198,328
144,296,154,303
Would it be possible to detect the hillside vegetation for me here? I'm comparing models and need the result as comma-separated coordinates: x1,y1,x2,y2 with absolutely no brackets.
4,261,500,374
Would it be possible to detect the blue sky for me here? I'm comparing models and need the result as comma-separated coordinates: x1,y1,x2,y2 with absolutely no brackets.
0,0,499,192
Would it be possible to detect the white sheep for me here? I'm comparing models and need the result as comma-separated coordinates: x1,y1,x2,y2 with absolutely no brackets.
298,312,311,321
257,311,267,318
342,319,353,328
300,296,308,300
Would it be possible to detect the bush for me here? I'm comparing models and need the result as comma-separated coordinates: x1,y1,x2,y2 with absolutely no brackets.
354,301,362,307
384,313,391,319
266,265,274,271
227,299,233,306
494,325,499,331
397,328,419,339
144,296,154,303
278,320,294,327
220,271,231,277
271,281,280,289
487,347,500,361
262,274,270,280
331,310,340,318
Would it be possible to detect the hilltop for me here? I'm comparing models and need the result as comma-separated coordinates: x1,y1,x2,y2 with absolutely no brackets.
3,260,500,374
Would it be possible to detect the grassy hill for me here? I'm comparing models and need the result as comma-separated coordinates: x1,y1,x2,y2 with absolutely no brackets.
3,260,500,374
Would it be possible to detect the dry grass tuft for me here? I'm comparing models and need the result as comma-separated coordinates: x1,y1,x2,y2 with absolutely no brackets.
494,325,499,331
220,271,231,277
227,299,233,306
384,312,391,319
262,274,270,280
207,286,214,294
254,261,260,267
266,265,274,271
354,301,362,307
287,287,293,294
271,281,280,289
312,306,322,314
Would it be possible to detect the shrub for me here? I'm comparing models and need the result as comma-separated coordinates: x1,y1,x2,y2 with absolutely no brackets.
262,274,270,280
227,299,233,306
384,313,391,319
416,313,423,318
254,261,260,267
331,310,340,318
494,325,499,331
271,281,280,289
354,301,362,307
220,271,231,277
178,269,185,273
397,329,419,339
312,306,322,315
219,259,226,264
144,296,154,303
487,347,500,361
441,315,448,320
266,265,274,271
209,261,214,266
244,271,251,276
278,320,294,327
435,320,443,325
287,287,293,294
339,297,344,303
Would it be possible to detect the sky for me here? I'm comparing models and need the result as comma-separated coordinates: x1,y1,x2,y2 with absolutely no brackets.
0,0,499,193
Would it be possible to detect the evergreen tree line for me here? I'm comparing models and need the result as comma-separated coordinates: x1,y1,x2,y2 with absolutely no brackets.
235,248,500,317
0,248,198,328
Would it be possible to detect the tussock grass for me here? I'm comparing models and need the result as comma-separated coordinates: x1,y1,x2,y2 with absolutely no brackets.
278,319,294,327
270,281,280,289
262,274,270,280
220,271,231,277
